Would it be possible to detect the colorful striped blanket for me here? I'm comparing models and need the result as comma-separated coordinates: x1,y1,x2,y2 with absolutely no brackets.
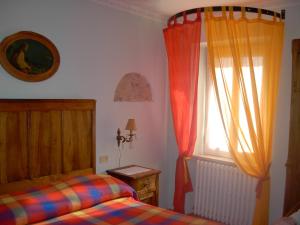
35,197,221,225
0,174,136,225
0,174,223,225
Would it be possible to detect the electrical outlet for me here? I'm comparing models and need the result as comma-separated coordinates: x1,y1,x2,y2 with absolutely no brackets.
99,155,108,164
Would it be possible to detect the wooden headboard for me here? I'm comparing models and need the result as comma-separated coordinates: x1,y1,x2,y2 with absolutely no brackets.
0,99,96,194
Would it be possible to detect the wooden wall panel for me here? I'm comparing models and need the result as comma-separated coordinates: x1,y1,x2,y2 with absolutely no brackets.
62,111,92,173
0,112,28,184
29,111,62,178
284,39,300,215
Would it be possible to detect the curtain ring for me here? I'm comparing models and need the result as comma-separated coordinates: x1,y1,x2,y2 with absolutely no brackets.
174,17,178,25
258,8,262,19
222,6,226,18
196,8,201,21
241,7,246,19
280,10,285,21
168,17,174,27
229,6,234,19
183,12,187,23
169,17,178,26
273,12,277,22
204,7,212,19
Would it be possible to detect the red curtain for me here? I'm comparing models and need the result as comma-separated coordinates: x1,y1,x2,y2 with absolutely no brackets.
163,13,201,213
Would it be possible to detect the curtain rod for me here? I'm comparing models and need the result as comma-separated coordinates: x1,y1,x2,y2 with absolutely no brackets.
168,6,285,24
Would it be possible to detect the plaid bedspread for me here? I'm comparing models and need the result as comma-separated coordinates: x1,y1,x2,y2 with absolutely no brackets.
0,174,136,225
34,197,223,225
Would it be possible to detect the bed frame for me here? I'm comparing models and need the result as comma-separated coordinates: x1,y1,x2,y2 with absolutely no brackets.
0,99,96,194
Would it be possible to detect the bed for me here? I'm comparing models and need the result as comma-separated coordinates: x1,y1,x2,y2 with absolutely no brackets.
0,99,222,225
272,202,300,225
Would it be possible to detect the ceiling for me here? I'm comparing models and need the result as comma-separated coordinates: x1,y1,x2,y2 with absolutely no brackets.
93,0,300,22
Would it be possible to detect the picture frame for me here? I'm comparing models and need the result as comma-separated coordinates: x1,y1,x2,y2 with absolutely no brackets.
0,31,60,82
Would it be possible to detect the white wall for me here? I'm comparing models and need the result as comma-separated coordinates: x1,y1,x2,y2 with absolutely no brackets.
270,4,300,223
0,0,169,207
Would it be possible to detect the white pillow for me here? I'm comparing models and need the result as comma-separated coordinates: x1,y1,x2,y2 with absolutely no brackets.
291,210,300,225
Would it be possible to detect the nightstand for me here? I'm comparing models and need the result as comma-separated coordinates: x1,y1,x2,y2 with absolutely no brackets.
106,165,161,206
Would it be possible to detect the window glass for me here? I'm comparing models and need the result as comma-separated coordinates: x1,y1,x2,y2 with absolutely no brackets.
195,44,263,158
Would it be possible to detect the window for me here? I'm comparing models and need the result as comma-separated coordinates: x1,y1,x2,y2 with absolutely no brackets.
195,43,263,158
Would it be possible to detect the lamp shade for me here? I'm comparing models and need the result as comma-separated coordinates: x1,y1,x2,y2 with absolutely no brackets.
125,119,136,131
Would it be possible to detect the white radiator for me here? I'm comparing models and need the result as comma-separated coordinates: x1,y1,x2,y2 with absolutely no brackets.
194,159,256,225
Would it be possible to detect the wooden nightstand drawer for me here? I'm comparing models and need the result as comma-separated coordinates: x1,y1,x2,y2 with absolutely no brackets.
135,175,156,201
138,190,154,200
133,175,156,191
106,165,161,206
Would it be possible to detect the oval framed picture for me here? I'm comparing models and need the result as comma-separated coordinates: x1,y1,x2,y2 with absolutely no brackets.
0,31,60,82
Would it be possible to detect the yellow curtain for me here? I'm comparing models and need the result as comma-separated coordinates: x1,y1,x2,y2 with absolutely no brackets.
205,7,284,225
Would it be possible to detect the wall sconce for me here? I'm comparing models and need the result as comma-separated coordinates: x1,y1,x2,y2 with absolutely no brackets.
116,119,137,147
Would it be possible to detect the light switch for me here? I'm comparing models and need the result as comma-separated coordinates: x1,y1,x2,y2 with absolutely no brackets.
99,155,108,164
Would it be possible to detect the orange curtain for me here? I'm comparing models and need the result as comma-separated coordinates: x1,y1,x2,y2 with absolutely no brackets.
205,7,284,225
163,12,201,213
